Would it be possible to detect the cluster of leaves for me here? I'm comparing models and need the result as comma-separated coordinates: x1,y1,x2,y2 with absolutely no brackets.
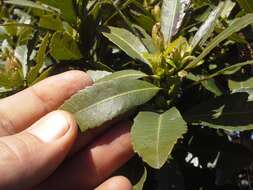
1,0,253,189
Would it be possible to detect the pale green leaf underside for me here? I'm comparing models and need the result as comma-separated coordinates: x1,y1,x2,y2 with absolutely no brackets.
102,26,151,67
131,108,187,169
61,79,159,132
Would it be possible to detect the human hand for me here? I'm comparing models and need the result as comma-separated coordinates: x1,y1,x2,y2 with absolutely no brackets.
0,71,133,190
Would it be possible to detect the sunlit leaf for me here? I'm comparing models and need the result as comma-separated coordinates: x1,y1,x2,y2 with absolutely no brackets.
191,2,224,49
188,13,253,68
27,33,50,85
131,108,187,169
161,0,190,45
102,26,151,67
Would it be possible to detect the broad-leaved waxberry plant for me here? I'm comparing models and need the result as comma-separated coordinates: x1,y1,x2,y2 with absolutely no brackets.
1,0,253,189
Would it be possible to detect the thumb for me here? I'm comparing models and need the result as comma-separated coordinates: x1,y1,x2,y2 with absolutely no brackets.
0,111,77,190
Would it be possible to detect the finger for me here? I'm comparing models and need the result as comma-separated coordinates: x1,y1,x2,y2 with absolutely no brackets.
0,71,92,136
69,112,134,156
95,176,132,190
36,122,134,190
0,111,77,190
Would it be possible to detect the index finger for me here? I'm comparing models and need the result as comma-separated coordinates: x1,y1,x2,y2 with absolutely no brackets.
0,71,92,135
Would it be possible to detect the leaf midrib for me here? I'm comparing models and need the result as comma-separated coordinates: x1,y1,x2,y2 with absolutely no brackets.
76,87,159,115
155,114,163,167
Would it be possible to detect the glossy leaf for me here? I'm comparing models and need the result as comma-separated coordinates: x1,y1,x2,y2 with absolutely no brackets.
102,26,151,67
61,79,160,132
188,13,253,68
161,0,190,45
191,2,224,49
185,89,253,131
49,32,82,61
131,108,187,169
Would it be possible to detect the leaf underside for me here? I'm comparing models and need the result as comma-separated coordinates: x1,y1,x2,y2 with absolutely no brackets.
61,79,159,132
131,107,187,169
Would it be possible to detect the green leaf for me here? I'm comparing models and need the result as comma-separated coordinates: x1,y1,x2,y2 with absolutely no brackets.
161,0,190,45
131,108,187,169
134,167,147,190
188,13,253,68
221,0,236,19
187,73,222,96
207,60,253,78
4,0,59,13
133,25,158,53
27,33,50,85
184,89,253,132
102,26,151,67
191,2,224,49
39,15,63,31
229,78,253,90
130,11,155,32
236,0,253,13
49,31,82,61
14,45,28,77
38,0,77,24
97,70,148,83
61,79,160,132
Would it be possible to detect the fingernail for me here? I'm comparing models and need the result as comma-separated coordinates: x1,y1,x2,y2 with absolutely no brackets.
28,112,70,143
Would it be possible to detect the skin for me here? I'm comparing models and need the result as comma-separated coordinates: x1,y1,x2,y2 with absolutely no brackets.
0,70,134,190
